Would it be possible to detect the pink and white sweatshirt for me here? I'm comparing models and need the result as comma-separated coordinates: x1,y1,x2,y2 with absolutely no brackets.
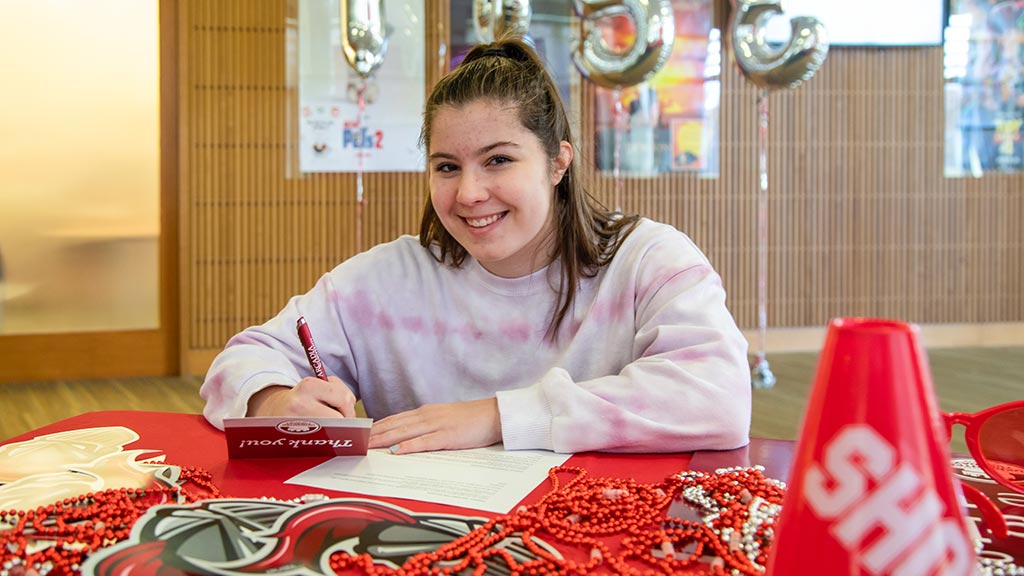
201,219,751,453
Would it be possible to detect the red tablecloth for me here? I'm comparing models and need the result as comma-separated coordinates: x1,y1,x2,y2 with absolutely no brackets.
3,410,704,517
3,411,749,575
5,411,1020,574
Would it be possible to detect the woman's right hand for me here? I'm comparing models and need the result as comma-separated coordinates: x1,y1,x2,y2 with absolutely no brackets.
246,376,357,418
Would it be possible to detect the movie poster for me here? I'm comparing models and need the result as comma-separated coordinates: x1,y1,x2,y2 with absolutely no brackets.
297,0,426,173
592,0,719,176
944,0,1024,175
447,0,719,177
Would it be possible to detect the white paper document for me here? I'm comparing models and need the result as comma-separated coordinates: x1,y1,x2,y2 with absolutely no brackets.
285,445,572,513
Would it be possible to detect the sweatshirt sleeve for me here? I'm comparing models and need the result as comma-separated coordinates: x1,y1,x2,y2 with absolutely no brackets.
199,273,358,430
496,231,751,454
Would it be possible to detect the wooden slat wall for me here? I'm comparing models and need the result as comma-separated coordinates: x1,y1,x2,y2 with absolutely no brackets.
178,0,1024,361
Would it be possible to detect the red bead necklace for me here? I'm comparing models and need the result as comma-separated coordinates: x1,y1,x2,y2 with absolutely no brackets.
0,466,222,576
3,461,1012,575
0,465,787,575
329,465,786,575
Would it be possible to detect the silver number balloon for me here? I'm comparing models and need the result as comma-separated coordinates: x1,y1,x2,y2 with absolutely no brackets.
728,0,828,90
571,0,675,90
340,0,389,79
473,0,532,43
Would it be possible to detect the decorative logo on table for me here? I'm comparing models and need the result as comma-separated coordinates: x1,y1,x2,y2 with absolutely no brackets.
81,497,560,575
276,420,323,435
0,427,173,511
952,457,1024,488
953,457,998,485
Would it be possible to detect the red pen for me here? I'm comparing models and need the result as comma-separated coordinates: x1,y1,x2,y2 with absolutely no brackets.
296,316,328,380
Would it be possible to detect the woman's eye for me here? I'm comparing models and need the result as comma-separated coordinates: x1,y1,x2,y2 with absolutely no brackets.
434,163,458,174
489,155,512,166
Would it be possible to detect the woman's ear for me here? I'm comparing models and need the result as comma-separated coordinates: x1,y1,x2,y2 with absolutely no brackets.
552,140,573,184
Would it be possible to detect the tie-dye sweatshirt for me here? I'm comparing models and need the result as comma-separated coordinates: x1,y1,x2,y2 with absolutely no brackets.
201,219,751,453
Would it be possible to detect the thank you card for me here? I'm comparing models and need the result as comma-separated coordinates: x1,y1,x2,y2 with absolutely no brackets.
223,416,372,458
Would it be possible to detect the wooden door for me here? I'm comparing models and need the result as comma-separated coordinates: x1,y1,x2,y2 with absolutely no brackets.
0,0,179,382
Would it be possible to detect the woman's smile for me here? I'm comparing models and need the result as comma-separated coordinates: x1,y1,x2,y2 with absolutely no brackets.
463,211,508,230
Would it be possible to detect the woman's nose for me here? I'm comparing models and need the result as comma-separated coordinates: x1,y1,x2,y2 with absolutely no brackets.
455,173,489,204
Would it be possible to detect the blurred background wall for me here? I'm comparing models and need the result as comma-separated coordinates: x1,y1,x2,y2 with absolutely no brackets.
0,0,1019,381
176,0,1023,373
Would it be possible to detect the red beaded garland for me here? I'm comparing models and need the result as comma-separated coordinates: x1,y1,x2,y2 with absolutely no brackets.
0,466,222,576
0,465,786,575
328,465,786,576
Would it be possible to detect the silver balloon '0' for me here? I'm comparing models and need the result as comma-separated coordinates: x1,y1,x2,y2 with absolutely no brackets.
340,0,389,79
729,0,828,90
571,0,675,90
473,0,532,43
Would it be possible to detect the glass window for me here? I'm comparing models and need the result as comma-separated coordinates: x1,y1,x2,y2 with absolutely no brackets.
0,1,160,334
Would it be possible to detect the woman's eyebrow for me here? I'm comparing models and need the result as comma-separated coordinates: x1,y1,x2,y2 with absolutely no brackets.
428,141,521,162
427,151,457,161
477,141,519,155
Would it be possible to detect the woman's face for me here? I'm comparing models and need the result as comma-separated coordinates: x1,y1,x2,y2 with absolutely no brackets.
428,100,572,278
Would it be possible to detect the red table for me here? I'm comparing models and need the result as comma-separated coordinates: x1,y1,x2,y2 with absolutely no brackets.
2,411,1020,575
2,411,709,512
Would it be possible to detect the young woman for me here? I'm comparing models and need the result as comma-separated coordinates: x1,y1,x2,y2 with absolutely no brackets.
201,39,751,455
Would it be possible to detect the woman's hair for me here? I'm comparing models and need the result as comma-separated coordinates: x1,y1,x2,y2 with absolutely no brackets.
419,37,640,339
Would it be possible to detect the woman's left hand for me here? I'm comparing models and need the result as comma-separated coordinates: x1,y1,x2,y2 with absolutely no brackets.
368,398,502,454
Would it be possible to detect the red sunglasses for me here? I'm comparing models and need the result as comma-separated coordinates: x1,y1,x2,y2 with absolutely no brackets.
943,400,1024,539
